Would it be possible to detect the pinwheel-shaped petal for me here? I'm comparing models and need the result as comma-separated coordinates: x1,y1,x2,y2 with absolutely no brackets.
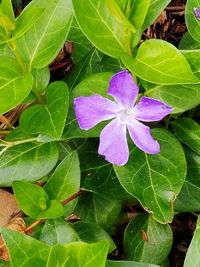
74,70,172,166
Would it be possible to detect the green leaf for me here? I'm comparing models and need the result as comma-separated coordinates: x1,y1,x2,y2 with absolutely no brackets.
172,118,200,154
13,180,48,217
183,215,200,267
32,66,50,93
40,199,64,219
66,48,103,90
15,0,73,68
122,40,199,84
0,142,58,186
66,48,121,90
179,31,200,50
146,83,200,114
73,221,116,253
0,262,10,267
13,6,45,39
13,181,64,219
114,128,186,223
106,260,160,267
74,192,121,231
142,0,171,30
78,139,131,201
19,81,69,139
185,0,200,43
67,18,93,64
22,258,46,267
63,72,113,139
175,147,200,212
181,50,200,77
64,240,109,267
40,218,79,245
129,0,150,29
124,213,172,264
1,228,50,267
0,56,33,114
2,0,15,23
0,11,15,31
72,0,132,58
44,151,80,201
47,245,69,267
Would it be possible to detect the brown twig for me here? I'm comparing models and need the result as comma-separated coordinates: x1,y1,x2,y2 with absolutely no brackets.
165,6,185,11
24,218,44,233
61,189,84,206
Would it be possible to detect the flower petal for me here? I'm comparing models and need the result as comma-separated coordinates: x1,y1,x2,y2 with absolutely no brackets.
107,70,139,108
98,118,129,166
74,94,119,130
133,97,173,122
127,119,160,154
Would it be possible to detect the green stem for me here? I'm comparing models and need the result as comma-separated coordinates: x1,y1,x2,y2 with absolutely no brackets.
0,130,11,135
1,137,38,148
8,39,26,71
32,87,44,104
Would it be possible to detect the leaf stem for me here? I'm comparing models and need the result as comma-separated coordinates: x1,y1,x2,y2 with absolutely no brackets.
8,40,26,71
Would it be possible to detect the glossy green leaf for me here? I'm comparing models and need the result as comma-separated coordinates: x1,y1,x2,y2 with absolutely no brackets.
73,221,116,253
22,258,46,267
13,6,45,39
175,147,200,212
185,0,200,43
183,215,200,267
13,180,48,217
32,66,50,93
2,0,15,23
47,245,69,267
106,260,160,267
0,262,9,267
13,181,64,219
146,83,200,113
64,240,109,267
0,11,15,31
72,0,132,57
40,218,79,245
0,142,58,186
181,50,200,77
78,139,131,201
142,0,171,30
179,31,200,50
1,228,50,267
63,72,113,139
74,192,121,231
40,199,64,219
122,40,199,84
67,48,121,90
19,81,69,139
129,0,150,29
0,56,33,114
124,213,172,264
172,118,200,154
67,18,93,64
15,0,73,68
66,48,102,90
44,151,80,201
114,128,186,223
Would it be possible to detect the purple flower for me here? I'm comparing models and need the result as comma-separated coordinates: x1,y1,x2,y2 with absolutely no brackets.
74,70,172,166
193,7,200,20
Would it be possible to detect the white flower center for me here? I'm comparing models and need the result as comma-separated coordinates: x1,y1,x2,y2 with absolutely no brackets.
118,108,134,124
